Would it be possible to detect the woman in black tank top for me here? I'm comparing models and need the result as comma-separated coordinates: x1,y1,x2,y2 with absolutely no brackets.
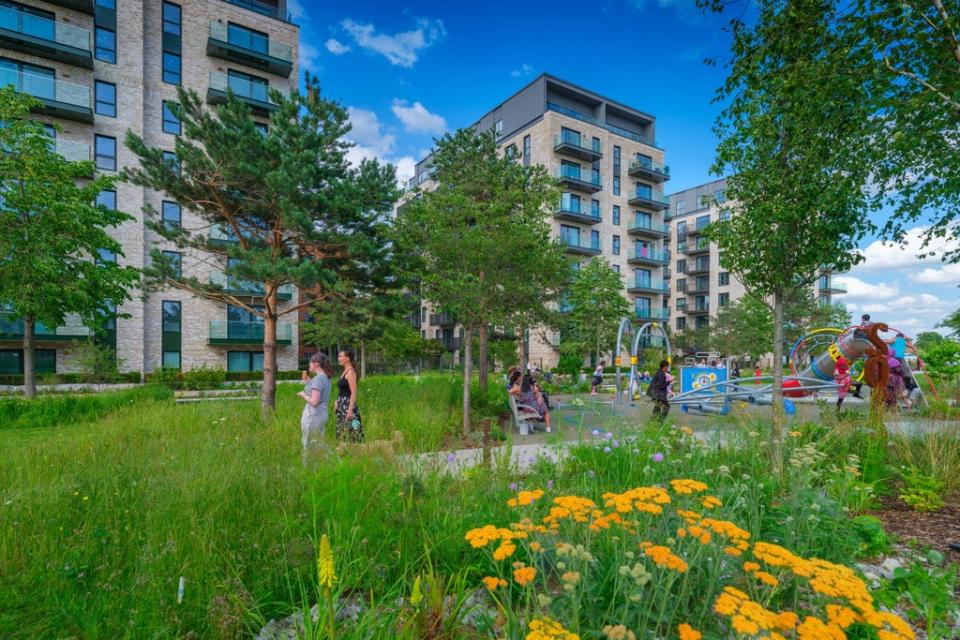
334,348,363,442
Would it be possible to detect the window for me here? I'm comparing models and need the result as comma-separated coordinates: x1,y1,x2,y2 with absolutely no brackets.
676,317,686,331
162,2,181,36
561,193,581,212
94,81,116,117
560,224,580,246
494,119,503,136
505,144,517,160
227,22,268,53
635,182,652,198
522,135,530,167
613,175,620,196
677,220,687,236
719,272,730,286
162,201,181,231
94,135,116,171
560,160,580,180
719,292,729,307
0,348,56,374
719,210,732,222
97,247,116,263
228,351,264,372
162,101,180,135
161,300,181,369
714,189,726,203
697,194,712,209
420,307,426,322
590,229,600,250
677,278,687,292
421,330,426,338
677,259,686,273
676,297,686,310
613,145,621,173
162,52,181,84
612,205,620,225
96,0,116,7
675,199,686,216
591,199,600,219
162,151,180,175
96,189,116,210
227,69,269,101
612,264,619,273
591,136,600,153
612,235,621,255
254,121,268,135
95,27,116,63
161,250,181,277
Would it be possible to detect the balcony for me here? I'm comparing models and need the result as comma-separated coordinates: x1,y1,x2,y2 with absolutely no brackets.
627,247,669,266
688,260,711,276
687,302,711,315
430,312,455,326
682,239,710,256
207,21,293,77
554,197,601,225
627,158,670,183
634,307,669,322
0,312,91,341
688,280,711,294
0,5,93,69
557,167,601,194
627,219,670,239
45,0,94,14
553,131,602,162
207,71,279,116
628,279,669,295
209,271,293,300
628,189,670,211
208,320,292,345
819,281,847,294
223,0,293,22
562,235,601,256
0,68,92,123
687,219,712,236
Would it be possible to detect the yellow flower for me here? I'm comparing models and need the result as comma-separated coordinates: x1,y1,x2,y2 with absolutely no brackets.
317,534,336,589
789,430,802,437
493,542,517,561
670,479,709,494
514,565,536,586
642,544,688,573
678,623,702,640
482,576,507,591
410,575,423,606
796,616,846,640
526,617,580,640
530,542,543,552
702,495,723,510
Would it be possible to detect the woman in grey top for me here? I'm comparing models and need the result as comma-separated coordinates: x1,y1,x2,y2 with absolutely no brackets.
298,352,332,464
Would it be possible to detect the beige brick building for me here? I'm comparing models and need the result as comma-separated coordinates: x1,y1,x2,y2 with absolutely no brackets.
666,178,847,346
408,74,670,370
0,0,301,376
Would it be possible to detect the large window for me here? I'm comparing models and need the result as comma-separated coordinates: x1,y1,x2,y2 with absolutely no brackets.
677,259,686,273
161,300,181,369
676,317,686,331
162,2,181,36
0,349,55,374
719,292,729,307
228,22,269,53
162,51,181,85
161,250,182,277
162,101,180,134
94,135,116,171
559,224,580,246
94,80,116,117
522,135,530,167
228,351,264,372
613,145,621,173
613,175,620,196
162,150,180,175
96,189,116,210
162,201,181,231
95,27,116,63
719,271,730,286
612,205,620,225
227,69,269,101
0,58,54,99
675,199,687,216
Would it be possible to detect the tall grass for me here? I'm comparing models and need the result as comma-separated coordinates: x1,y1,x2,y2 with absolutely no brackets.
0,384,172,430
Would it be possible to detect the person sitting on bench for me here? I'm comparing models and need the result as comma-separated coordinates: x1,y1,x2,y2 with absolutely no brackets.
510,373,552,433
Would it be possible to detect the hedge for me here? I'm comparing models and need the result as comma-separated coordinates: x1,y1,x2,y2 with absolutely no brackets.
0,372,142,386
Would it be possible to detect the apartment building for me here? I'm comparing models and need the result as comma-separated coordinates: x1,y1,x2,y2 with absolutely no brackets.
0,0,300,376
666,178,847,340
406,74,671,370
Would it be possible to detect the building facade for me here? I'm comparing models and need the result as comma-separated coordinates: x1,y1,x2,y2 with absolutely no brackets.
408,74,670,370
666,178,847,339
0,0,300,376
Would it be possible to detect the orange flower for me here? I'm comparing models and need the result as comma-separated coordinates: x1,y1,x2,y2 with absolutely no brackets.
482,576,507,591
677,623,702,640
670,479,709,494
514,565,536,586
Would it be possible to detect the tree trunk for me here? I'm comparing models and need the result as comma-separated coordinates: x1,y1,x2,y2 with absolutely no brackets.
360,340,367,379
462,325,473,436
261,304,277,422
770,292,785,481
478,323,489,392
517,326,528,373
23,315,36,399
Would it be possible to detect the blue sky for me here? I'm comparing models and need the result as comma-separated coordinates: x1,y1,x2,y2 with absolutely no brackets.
288,0,959,335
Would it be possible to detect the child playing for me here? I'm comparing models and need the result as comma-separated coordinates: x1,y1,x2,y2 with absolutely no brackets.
665,371,674,400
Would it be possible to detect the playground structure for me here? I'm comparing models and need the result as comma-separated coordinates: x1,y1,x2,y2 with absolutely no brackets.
668,321,938,416
612,317,672,406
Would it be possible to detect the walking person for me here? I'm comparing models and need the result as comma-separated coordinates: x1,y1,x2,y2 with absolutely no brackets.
298,353,332,464
335,348,364,442
834,356,851,414
591,361,605,396
648,360,671,421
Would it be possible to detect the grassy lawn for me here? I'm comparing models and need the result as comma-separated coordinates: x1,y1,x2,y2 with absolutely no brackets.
1,376,957,638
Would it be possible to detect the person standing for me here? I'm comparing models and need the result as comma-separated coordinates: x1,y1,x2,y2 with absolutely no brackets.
852,314,874,398
834,356,851,413
335,348,364,442
648,360,671,420
591,361,605,396
731,363,741,380
298,353,332,463
754,364,762,382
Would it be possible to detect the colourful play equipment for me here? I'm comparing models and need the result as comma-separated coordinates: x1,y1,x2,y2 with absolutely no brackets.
612,317,671,406
670,321,937,415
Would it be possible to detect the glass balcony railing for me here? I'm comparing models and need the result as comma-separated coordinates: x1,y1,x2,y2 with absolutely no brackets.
561,235,601,252
629,219,670,234
0,67,91,112
557,166,601,188
635,307,669,320
554,131,601,154
546,102,660,148
0,5,92,53
224,0,294,22
208,21,292,63
209,271,293,300
0,312,91,339
556,195,600,220
208,71,278,110
630,189,670,207
628,158,670,178
629,247,669,263
209,319,292,343
631,278,669,292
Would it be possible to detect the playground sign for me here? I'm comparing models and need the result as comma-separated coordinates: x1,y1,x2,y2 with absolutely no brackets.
680,366,728,395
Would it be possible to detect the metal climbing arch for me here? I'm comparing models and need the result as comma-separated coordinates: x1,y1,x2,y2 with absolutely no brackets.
613,317,672,405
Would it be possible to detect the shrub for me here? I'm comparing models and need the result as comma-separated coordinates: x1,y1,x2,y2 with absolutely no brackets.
181,365,226,391
149,367,183,389
0,371,141,386
66,340,124,383
556,354,582,377
850,515,890,558
898,468,945,512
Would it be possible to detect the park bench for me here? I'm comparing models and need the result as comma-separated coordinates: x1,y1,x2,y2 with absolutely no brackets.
507,393,545,436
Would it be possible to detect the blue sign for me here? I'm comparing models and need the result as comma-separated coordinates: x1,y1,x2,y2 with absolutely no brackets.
680,366,728,395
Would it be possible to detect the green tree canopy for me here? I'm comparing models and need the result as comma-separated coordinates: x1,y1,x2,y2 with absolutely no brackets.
0,88,139,397
563,258,631,364
123,78,397,418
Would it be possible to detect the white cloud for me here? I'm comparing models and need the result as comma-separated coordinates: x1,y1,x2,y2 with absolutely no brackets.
344,107,414,187
324,38,350,55
855,227,960,271
911,262,960,285
833,276,899,300
390,99,446,134
287,0,306,20
393,156,417,184
299,40,321,72
341,18,446,68
510,63,534,78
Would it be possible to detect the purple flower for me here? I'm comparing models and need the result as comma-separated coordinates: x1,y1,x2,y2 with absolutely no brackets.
446,453,456,464
604,447,612,454
546,480,554,490
604,432,613,440
591,429,601,437
651,452,664,462
612,440,620,448
509,482,518,491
